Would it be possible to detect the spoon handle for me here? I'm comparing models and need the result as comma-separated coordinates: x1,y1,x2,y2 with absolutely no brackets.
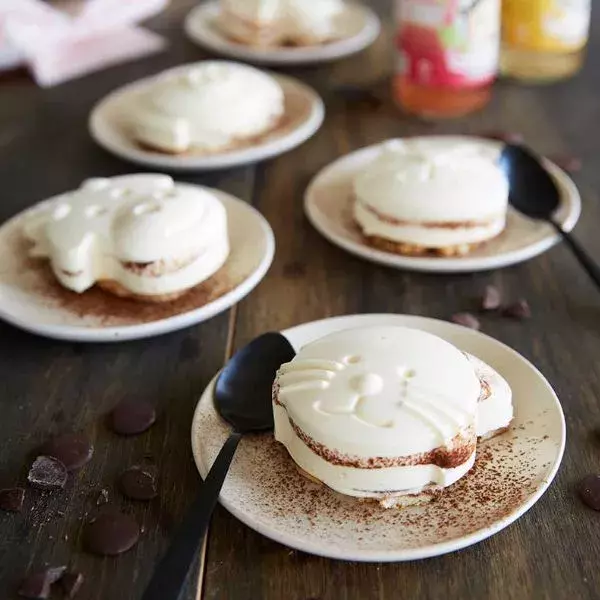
553,222,600,290
142,432,243,600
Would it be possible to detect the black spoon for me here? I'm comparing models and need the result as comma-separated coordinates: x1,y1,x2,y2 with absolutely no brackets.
500,143,600,289
142,332,296,600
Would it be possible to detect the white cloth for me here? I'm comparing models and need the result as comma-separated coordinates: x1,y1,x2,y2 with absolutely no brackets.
0,0,168,86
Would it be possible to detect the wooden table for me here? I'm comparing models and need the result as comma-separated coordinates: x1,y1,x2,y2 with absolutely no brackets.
1,1,599,598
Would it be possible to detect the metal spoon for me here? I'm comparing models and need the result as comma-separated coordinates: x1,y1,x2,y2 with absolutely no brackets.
142,332,296,600
500,143,600,289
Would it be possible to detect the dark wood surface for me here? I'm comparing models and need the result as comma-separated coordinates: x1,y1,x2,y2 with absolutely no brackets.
1,1,600,599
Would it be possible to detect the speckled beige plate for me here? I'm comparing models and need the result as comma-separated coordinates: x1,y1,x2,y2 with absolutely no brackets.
0,185,274,342
305,137,582,273
191,314,565,562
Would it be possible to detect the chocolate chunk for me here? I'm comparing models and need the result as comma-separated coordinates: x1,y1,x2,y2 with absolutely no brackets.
481,285,501,311
578,474,600,511
451,313,481,330
502,299,531,320
96,488,109,506
61,572,84,599
481,130,524,144
109,400,156,436
18,566,66,599
27,456,67,490
119,466,158,501
84,512,140,556
0,487,25,512
39,433,93,471
550,154,582,174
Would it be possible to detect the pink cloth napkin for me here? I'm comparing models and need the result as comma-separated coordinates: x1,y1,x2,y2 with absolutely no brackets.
0,0,168,86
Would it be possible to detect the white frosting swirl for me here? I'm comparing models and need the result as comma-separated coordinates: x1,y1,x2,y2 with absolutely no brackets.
23,174,229,297
129,62,285,154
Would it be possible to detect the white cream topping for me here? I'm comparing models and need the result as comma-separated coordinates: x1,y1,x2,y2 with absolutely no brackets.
23,174,229,296
466,353,514,437
274,326,481,497
275,326,480,456
353,139,509,247
220,0,345,44
129,62,285,153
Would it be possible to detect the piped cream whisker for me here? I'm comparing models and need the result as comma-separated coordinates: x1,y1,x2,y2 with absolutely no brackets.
278,380,330,395
277,370,336,386
401,400,455,440
278,358,344,374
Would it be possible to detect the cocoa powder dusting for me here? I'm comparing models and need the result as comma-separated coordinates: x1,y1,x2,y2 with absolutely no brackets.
31,257,235,326
196,387,554,552
5,228,242,327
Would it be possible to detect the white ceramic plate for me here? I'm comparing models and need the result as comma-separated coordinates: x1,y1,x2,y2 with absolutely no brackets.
89,70,324,171
305,137,582,273
184,1,381,66
0,186,274,342
191,313,565,562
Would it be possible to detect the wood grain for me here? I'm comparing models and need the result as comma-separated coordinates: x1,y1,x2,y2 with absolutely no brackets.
0,0,599,599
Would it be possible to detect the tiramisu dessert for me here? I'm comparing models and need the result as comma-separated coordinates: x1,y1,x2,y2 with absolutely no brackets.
467,353,514,440
353,140,509,257
272,325,514,508
22,174,229,302
218,0,346,47
126,61,285,155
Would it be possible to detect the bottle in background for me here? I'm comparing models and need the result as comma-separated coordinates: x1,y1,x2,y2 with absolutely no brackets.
501,0,591,83
393,0,501,119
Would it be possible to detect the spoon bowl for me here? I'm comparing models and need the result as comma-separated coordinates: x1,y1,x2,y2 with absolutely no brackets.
500,143,600,290
500,144,561,220
216,332,296,433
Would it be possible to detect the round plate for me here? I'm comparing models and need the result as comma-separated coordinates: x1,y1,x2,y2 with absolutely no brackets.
305,137,582,273
191,314,565,562
0,186,274,342
184,1,381,66
89,70,324,171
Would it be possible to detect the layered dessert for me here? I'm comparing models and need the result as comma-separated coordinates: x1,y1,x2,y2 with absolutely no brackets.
219,0,346,47
272,325,514,508
467,353,514,440
353,140,509,256
23,174,229,302
273,326,482,507
126,61,285,155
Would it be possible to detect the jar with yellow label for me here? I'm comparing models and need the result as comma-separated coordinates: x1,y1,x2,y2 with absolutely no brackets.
501,0,591,82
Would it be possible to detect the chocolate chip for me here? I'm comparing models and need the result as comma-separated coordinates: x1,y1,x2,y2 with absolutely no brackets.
481,285,501,311
39,433,93,471
27,456,67,490
18,566,66,599
451,313,481,330
550,154,582,174
84,512,140,556
481,130,524,144
0,487,25,512
578,474,600,511
61,572,84,599
96,488,109,506
502,299,531,320
109,400,156,436
119,466,158,501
